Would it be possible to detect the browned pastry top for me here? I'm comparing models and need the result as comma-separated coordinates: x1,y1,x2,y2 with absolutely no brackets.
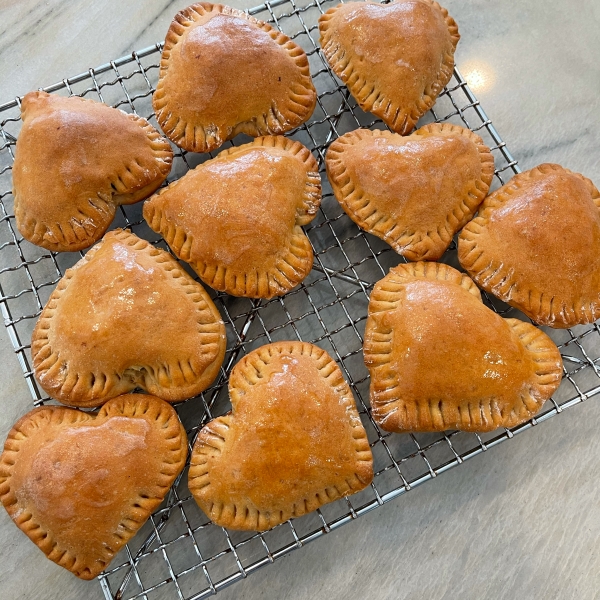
0,394,187,579
144,136,321,298
13,91,172,252
326,124,494,261
32,229,226,407
153,3,316,153
188,342,373,531
459,163,600,328
364,262,563,433
319,0,459,134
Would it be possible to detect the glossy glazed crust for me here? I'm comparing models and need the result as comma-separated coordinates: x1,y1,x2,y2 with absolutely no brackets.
458,164,600,328
326,123,494,260
13,91,173,252
0,395,187,579
153,2,316,153
144,136,321,298
31,229,226,407
188,341,373,531
319,0,459,134
364,262,563,433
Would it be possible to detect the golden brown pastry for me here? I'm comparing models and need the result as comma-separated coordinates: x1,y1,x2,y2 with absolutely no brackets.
364,262,563,433
188,341,373,531
153,2,316,153
326,124,494,260
0,394,187,579
459,164,600,328
32,229,226,407
144,136,321,298
13,91,173,252
319,0,459,134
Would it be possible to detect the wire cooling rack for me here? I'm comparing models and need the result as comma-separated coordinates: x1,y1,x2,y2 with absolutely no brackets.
1,0,599,598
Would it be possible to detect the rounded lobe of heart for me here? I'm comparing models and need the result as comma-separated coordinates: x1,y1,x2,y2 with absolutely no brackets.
324,1,452,115
150,147,307,269
469,169,600,306
47,238,215,374
13,92,170,247
162,13,303,129
381,280,535,409
0,395,187,579
343,134,481,232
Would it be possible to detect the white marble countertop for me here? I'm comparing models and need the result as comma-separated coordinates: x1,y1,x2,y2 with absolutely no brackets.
1,0,599,599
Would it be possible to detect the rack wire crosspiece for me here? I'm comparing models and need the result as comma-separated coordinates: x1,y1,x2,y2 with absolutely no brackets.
1,0,599,598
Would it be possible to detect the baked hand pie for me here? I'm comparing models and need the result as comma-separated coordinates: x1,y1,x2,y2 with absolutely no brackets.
326,124,494,261
13,91,173,252
459,164,600,328
144,136,321,298
364,262,563,433
32,229,226,407
319,0,459,134
0,394,187,579
188,341,373,531
153,2,317,153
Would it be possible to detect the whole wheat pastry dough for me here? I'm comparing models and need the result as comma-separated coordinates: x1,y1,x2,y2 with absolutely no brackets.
144,136,321,298
319,0,459,134
153,2,317,153
13,91,173,252
326,124,494,260
188,341,373,531
32,229,226,407
459,164,600,328
0,394,187,579
364,262,563,433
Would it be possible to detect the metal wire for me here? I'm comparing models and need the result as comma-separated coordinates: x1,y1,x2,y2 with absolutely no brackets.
0,0,598,598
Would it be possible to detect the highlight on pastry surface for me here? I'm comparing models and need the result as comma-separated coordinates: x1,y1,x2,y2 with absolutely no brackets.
319,0,459,135
188,341,373,531
0,394,188,580
32,229,226,407
458,163,600,328
326,123,494,261
144,136,321,298
153,2,317,153
364,262,563,433
13,91,173,252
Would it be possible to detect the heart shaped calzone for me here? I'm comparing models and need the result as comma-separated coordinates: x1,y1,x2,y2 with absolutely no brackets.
144,136,321,298
13,91,173,252
319,0,460,134
364,262,563,433
326,124,494,261
0,394,187,579
153,2,317,153
459,163,600,328
188,341,373,531
32,229,226,407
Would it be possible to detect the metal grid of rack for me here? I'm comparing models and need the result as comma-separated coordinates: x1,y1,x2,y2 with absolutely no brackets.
0,0,599,598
